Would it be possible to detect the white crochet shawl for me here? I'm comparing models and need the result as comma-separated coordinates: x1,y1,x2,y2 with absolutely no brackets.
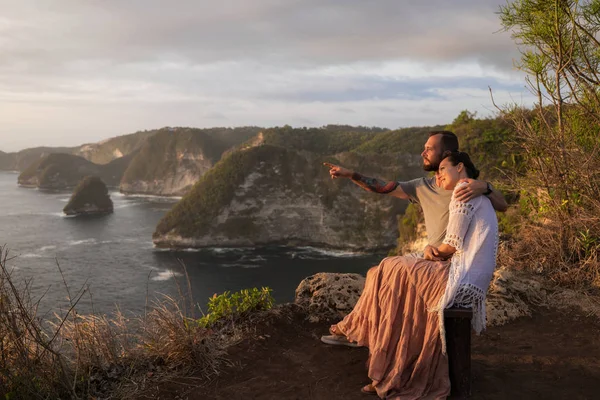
433,182,499,354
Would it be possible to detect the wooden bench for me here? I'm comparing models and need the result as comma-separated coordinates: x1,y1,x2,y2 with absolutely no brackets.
444,307,473,399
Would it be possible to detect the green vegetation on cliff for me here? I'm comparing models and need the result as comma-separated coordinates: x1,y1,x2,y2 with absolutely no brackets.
244,125,385,155
121,127,262,185
12,147,79,172
154,145,308,238
353,125,445,154
153,143,422,248
446,111,514,180
18,153,129,189
63,176,113,215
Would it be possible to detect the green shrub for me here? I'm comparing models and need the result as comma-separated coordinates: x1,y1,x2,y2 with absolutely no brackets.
198,287,274,328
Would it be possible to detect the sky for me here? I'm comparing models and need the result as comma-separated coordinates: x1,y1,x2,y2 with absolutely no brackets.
0,0,534,152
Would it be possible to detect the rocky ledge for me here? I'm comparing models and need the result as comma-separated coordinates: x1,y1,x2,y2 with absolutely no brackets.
294,266,554,326
63,176,114,216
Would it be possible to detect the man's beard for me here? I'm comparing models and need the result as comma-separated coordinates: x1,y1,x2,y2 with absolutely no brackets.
422,158,440,172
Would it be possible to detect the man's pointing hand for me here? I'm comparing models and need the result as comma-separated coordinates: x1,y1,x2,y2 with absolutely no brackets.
323,162,353,179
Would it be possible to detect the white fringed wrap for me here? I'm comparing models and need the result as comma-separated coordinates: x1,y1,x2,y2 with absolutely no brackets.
431,182,499,354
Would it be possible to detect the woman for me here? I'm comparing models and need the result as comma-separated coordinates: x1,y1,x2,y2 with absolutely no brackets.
321,151,498,399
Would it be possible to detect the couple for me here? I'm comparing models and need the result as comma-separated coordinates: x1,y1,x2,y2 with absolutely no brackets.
322,131,505,399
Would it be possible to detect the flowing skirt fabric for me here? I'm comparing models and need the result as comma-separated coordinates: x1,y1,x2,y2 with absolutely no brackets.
337,256,451,400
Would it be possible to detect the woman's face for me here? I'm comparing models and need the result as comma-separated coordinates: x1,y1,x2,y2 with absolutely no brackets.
437,157,463,190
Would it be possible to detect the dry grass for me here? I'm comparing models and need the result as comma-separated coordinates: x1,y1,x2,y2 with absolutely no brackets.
0,248,227,399
498,218,600,289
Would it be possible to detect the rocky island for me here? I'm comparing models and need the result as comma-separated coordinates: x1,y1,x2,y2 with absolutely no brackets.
63,176,114,216
152,144,424,250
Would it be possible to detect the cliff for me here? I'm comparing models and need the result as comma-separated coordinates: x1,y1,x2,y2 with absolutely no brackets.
0,151,16,170
234,125,384,155
120,127,261,196
11,147,79,172
353,125,446,154
18,153,130,190
153,145,424,250
73,130,155,164
63,176,113,216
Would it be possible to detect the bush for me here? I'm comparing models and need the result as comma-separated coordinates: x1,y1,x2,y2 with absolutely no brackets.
198,287,275,328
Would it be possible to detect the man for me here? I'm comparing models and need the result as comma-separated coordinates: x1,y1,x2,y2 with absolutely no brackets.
324,131,507,254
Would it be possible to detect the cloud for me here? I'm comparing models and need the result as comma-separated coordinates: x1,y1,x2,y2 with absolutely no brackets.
0,0,531,151
1,0,518,70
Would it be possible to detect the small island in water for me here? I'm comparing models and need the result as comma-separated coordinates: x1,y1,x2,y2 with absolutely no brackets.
63,176,114,216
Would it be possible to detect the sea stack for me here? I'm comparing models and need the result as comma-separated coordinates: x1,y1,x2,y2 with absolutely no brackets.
63,176,114,216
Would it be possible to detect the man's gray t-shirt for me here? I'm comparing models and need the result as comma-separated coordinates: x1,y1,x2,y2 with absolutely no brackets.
399,176,453,247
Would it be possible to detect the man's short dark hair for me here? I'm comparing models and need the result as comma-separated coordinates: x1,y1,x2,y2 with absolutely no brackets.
428,131,459,153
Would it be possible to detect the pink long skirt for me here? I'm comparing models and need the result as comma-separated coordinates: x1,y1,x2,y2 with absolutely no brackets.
336,256,451,400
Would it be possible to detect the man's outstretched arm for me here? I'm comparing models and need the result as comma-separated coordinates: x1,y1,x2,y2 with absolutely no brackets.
454,178,508,212
323,162,409,200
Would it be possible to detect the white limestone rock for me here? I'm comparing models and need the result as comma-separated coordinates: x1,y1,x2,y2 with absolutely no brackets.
295,272,366,322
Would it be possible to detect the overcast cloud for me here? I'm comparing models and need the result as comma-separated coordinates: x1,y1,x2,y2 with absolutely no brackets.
0,0,533,151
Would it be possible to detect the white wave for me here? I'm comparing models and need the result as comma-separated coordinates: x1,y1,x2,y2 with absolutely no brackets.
20,253,42,258
59,198,70,202
239,255,266,262
182,248,202,252
220,263,260,268
39,245,57,251
210,247,245,254
67,239,97,246
150,269,183,281
113,203,136,209
295,246,363,258
114,192,182,201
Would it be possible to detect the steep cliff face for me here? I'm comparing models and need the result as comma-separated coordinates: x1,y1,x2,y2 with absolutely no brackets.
119,129,217,196
119,127,261,196
18,153,130,189
63,176,113,216
153,145,424,250
74,130,155,164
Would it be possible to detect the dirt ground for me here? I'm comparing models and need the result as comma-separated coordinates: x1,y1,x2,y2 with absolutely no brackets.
136,305,600,400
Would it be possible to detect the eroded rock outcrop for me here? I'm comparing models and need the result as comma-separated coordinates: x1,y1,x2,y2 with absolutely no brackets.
295,272,366,322
63,176,113,216
295,267,552,326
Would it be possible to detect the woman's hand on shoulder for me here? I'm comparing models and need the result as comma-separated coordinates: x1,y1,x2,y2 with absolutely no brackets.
424,245,443,261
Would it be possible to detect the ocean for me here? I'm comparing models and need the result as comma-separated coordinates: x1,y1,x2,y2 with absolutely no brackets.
0,171,387,318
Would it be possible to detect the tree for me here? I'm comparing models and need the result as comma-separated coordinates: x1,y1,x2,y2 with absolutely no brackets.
498,0,600,286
